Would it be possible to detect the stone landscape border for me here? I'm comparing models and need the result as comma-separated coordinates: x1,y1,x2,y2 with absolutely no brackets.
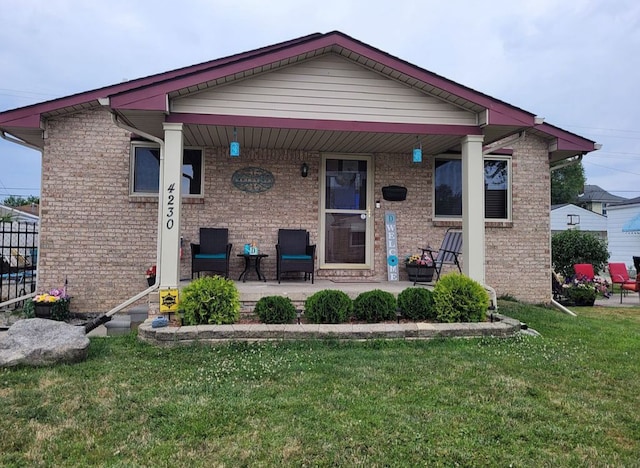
138,314,522,346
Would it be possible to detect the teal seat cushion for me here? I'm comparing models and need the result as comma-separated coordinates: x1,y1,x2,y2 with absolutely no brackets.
281,254,312,260
195,253,226,259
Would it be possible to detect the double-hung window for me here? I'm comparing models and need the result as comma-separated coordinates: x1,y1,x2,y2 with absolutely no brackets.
434,156,511,220
131,144,203,196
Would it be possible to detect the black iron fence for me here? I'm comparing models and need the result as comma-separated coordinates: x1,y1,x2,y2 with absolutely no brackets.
0,222,38,306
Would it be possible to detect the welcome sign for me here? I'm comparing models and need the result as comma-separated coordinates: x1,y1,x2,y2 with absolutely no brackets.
385,211,399,281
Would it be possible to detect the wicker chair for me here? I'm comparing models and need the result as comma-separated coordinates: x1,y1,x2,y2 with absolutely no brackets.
276,229,315,283
190,228,232,279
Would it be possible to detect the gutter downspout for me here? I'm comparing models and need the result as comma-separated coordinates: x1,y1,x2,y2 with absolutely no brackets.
0,131,42,309
550,155,583,172
84,105,165,332
551,299,577,317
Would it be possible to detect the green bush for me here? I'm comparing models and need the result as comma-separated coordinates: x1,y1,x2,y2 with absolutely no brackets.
432,273,489,323
353,289,397,323
179,276,240,325
254,296,297,324
304,290,353,324
552,229,609,278
397,287,435,321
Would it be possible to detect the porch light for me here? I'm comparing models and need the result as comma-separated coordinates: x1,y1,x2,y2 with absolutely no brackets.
301,162,309,177
413,137,422,163
230,127,240,157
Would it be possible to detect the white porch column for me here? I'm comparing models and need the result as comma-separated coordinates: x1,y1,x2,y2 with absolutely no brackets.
159,122,183,288
461,135,485,285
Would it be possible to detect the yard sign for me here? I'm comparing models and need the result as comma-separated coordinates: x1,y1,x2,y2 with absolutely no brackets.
385,211,399,281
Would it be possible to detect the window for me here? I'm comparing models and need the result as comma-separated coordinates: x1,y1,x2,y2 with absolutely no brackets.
434,156,510,220
131,144,203,196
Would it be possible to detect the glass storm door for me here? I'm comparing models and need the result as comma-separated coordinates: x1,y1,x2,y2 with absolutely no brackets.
320,155,373,268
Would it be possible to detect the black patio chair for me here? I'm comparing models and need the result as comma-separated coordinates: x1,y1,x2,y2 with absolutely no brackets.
190,228,232,278
276,229,315,283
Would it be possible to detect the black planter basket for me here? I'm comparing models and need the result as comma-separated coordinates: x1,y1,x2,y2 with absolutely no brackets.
382,185,407,201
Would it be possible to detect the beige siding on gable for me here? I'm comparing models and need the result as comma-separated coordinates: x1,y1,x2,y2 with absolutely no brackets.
172,55,477,125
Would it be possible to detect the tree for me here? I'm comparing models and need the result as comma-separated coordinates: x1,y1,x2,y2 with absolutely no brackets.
551,162,586,205
552,229,609,278
1,195,39,207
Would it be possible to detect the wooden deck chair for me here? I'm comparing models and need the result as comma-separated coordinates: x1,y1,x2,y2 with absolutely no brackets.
420,228,462,281
607,262,637,303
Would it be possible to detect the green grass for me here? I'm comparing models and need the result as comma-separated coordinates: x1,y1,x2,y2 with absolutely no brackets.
1,302,640,466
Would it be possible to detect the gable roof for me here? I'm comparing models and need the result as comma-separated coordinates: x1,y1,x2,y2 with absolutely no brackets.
0,31,597,160
578,185,628,204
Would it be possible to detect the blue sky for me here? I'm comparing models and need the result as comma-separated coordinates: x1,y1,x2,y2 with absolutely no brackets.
1,0,639,200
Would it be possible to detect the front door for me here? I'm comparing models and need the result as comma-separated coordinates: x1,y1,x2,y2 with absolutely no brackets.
319,155,373,269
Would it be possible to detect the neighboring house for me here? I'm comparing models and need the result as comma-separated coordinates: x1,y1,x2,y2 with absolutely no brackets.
551,204,607,239
0,31,597,311
0,204,39,223
606,197,640,272
577,184,627,216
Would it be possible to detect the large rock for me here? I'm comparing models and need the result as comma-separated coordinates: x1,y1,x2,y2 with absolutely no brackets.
0,318,90,367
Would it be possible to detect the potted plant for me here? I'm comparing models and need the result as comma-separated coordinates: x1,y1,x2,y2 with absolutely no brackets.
146,265,156,286
32,288,71,321
564,273,610,306
404,253,435,282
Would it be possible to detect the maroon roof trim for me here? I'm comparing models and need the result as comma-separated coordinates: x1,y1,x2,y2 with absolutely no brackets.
166,113,483,136
537,122,596,152
110,31,535,128
0,33,323,125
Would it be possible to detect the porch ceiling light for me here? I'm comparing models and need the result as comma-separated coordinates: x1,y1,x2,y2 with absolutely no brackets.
413,136,422,163
230,127,240,157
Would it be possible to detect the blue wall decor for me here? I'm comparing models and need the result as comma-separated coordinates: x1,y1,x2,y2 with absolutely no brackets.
230,141,240,157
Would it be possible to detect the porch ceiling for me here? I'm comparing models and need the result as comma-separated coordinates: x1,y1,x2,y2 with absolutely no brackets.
119,111,519,156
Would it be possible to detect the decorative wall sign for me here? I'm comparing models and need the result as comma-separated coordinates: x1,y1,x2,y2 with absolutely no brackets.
231,167,275,193
385,211,399,281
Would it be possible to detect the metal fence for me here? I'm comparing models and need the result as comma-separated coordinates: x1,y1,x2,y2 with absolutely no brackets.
0,221,38,307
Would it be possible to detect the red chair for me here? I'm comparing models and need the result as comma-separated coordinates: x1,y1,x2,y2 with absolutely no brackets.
607,263,638,303
573,264,595,281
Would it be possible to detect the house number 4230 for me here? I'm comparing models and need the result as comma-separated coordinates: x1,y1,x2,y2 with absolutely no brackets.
166,183,176,229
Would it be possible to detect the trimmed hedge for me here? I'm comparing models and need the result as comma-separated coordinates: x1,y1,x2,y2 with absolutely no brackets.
180,276,240,325
432,273,489,323
353,289,397,323
397,287,435,321
304,290,353,324
254,296,297,324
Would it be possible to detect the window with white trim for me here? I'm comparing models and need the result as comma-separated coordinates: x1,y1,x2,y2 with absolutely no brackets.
131,144,203,196
434,156,511,220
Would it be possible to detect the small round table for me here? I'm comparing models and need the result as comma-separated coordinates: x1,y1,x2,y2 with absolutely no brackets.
237,253,268,282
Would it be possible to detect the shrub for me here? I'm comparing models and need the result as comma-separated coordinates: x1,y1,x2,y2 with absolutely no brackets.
397,287,435,321
432,273,489,323
254,296,297,324
180,276,240,325
353,289,397,323
552,229,609,278
304,290,353,324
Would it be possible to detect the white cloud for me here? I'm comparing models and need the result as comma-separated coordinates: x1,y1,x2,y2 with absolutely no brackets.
1,0,639,198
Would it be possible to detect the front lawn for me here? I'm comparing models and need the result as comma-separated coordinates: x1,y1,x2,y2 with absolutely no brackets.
1,301,639,466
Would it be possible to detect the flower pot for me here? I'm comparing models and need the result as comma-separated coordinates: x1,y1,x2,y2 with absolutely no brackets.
34,303,53,319
147,276,156,287
33,298,71,321
406,264,435,282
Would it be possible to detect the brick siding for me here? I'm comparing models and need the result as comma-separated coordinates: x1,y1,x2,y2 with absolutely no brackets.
38,108,551,312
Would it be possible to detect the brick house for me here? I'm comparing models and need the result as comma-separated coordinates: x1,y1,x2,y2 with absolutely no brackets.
0,31,597,312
